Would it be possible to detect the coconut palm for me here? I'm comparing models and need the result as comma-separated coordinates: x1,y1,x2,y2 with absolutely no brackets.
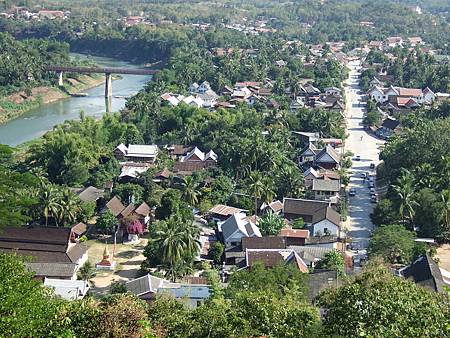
152,216,200,282
181,176,200,206
56,189,81,226
248,171,276,216
391,170,418,226
40,182,60,226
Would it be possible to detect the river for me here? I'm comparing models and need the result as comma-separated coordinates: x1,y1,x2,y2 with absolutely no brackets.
0,53,151,146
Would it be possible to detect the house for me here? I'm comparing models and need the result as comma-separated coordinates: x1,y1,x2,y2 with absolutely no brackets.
71,222,88,240
282,198,341,237
312,179,340,201
197,81,212,94
274,60,287,67
400,254,445,293
304,167,320,188
290,97,305,111
44,278,90,300
368,41,383,50
260,200,283,214
376,117,400,139
324,87,341,96
73,186,104,204
153,168,172,182
386,36,403,48
314,146,341,169
218,213,262,247
126,274,210,308
0,226,88,280
181,147,217,163
208,204,247,222
38,10,65,19
299,143,320,166
119,163,152,180
369,77,384,87
280,229,310,246
115,143,158,163
308,269,339,300
105,196,126,217
407,37,423,47
245,248,309,272
293,131,320,146
422,87,436,104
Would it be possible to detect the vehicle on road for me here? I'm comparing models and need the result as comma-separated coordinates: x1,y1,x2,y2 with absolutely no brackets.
349,188,356,196
371,195,378,203
360,172,367,178
369,182,375,188
370,163,375,169
355,155,361,161
370,188,376,195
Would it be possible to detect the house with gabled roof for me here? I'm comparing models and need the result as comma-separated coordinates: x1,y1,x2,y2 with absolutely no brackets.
399,254,445,293
0,226,88,280
299,142,320,166
208,204,247,222
283,198,342,237
245,248,309,272
115,143,158,163
312,179,340,201
218,213,262,248
314,145,340,169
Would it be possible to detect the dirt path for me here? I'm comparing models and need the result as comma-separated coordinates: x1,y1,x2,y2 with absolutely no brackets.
86,238,148,295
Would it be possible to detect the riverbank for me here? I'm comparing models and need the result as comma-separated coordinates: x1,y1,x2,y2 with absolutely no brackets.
0,74,104,125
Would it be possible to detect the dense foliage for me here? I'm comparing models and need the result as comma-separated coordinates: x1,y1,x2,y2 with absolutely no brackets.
317,262,450,337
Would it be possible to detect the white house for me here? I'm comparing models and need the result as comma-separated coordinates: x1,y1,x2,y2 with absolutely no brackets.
115,143,159,163
310,206,341,237
44,278,90,300
197,81,212,94
218,213,262,247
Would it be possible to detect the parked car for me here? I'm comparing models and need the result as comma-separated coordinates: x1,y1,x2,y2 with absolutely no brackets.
355,155,361,161
349,188,356,196
369,182,375,188
360,172,367,178
370,163,375,169
371,195,378,203
370,188,376,195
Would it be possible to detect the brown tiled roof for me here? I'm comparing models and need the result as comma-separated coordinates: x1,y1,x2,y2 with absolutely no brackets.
172,145,192,156
121,204,136,218
311,207,341,226
154,168,171,179
270,200,283,213
184,276,209,285
173,161,211,174
0,227,87,264
242,236,286,250
283,198,329,216
246,249,308,272
398,88,422,97
71,222,87,236
25,262,77,278
280,229,310,239
209,204,246,217
247,250,284,267
77,186,104,202
135,202,150,216
106,196,125,217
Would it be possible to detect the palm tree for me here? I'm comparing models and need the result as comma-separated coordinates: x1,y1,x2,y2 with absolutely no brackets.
181,176,199,206
57,189,81,226
248,171,265,215
40,182,60,226
391,170,417,226
440,190,450,230
77,261,96,281
152,217,200,282
248,171,276,216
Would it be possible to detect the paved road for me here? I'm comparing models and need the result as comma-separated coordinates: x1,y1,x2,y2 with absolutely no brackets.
343,60,385,251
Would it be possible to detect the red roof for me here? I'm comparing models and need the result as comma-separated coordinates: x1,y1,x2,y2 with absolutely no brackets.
280,229,310,239
398,88,422,97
